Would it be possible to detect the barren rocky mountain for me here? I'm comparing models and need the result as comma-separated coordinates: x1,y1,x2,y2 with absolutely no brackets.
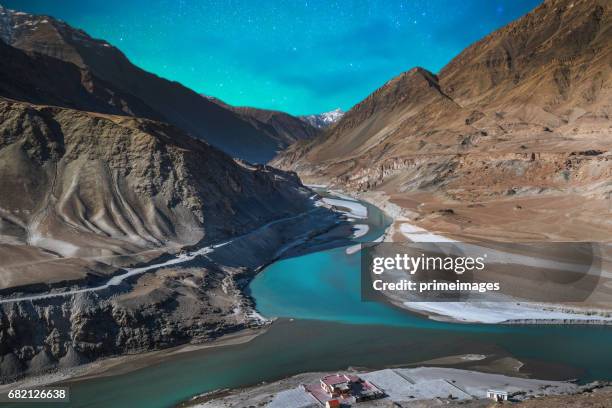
0,95,340,380
272,0,611,242
0,4,341,379
0,5,301,163
0,97,316,292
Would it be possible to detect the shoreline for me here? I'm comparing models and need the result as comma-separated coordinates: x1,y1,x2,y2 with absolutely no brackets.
0,327,267,392
0,193,348,387
338,188,612,326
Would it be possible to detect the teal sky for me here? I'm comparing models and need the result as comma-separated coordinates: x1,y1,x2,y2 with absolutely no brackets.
5,0,541,115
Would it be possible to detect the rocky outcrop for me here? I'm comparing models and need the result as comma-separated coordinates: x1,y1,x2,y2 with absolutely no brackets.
0,283,241,379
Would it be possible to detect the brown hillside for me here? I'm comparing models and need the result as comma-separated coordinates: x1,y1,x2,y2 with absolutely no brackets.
272,0,612,242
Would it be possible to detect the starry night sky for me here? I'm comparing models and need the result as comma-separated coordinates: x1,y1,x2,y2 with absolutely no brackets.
5,0,541,115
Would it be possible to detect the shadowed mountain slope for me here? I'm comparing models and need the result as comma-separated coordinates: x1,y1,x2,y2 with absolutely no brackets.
0,40,159,118
0,5,302,163
204,96,320,147
231,106,320,146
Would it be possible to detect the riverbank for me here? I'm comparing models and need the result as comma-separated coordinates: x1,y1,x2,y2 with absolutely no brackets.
0,195,348,385
0,327,264,394
181,365,610,408
342,189,612,325
4,314,611,407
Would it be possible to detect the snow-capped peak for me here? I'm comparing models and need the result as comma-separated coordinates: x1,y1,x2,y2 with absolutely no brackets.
300,108,344,129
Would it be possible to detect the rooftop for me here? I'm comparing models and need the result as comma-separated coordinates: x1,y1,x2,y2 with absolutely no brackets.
321,374,360,387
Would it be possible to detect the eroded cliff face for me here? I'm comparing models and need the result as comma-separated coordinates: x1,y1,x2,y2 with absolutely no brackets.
303,151,610,201
271,0,612,241
0,273,234,381
1,270,235,379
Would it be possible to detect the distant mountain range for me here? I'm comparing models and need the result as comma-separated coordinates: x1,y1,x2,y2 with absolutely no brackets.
0,5,315,163
300,108,345,129
273,0,611,241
